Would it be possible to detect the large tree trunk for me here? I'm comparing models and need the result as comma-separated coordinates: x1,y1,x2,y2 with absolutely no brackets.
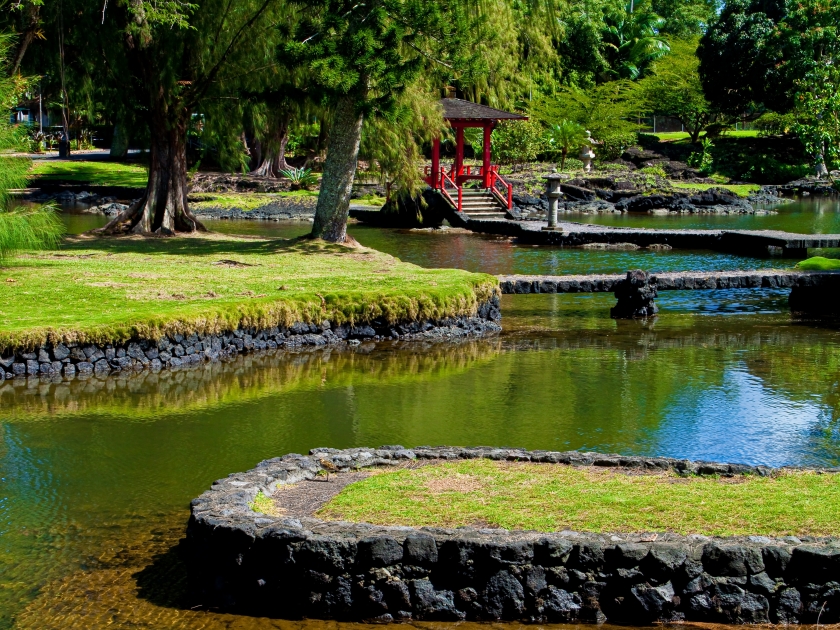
250,114,291,177
97,114,205,235
311,96,364,242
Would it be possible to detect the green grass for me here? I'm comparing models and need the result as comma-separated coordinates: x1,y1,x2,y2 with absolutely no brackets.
671,182,760,197
29,161,148,188
0,232,498,352
354,194,387,207
318,459,840,537
250,491,281,515
189,192,318,212
651,130,760,142
796,256,840,271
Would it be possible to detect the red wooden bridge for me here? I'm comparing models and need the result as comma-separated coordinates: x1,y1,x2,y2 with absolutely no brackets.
424,98,527,217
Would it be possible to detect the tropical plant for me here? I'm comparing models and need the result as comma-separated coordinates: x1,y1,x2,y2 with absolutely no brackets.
687,137,714,174
278,167,319,190
544,120,587,170
0,33,63,261
602,1,670,80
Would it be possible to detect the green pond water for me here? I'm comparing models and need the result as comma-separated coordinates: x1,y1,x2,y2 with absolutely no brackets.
1,202,839,628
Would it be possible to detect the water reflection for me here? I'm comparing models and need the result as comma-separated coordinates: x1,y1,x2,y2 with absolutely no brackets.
568,195,840,234
8,202,838,629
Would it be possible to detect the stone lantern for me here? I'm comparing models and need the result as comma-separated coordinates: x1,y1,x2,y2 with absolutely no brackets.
542,170,563,231
580,130,596,173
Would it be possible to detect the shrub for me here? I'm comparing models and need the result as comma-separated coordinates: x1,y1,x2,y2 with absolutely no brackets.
598,131,638,160
638,165,667,177
687,138,714,174
492,120,545,170
755,112,798,137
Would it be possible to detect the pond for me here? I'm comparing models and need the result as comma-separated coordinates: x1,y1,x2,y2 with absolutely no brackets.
1,202,839,628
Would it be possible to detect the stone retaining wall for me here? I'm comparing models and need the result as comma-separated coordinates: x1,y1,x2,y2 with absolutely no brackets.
0,298,501,381
186,445,840,624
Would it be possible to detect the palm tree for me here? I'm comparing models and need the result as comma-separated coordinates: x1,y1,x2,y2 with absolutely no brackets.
602,2,670,80
545,120,587,170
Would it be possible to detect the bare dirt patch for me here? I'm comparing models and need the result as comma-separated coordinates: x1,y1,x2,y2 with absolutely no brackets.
425,473,485,494
272,472,374,517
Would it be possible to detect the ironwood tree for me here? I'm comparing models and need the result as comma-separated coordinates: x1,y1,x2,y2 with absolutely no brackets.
32,0,285,235
286,0,456,242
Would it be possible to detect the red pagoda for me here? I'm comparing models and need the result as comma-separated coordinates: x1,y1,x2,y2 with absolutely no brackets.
424,98,528,216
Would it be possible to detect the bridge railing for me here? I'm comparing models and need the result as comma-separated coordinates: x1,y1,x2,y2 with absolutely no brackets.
439,171,462,212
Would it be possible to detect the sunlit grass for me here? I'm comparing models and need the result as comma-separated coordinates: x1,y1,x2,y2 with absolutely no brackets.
652,130,760,142
29,161,148,187
0,232,497,351
670,182,760,197
318,459,840,536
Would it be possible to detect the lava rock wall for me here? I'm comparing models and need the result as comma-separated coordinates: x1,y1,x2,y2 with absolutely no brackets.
186,446,840,624
0,298,501,381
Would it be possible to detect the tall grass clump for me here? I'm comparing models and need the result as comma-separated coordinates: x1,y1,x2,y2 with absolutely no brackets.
0,32,64,262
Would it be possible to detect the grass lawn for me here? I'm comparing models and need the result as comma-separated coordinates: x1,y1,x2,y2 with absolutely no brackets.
189,192,318,211
670,182,760,197
29,160,148,188
316,459,840,537
651,130,760,142
0,233,497,351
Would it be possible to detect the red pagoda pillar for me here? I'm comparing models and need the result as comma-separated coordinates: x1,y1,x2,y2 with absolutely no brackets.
482,123,493,188
454,125,464,180
431,136,441,189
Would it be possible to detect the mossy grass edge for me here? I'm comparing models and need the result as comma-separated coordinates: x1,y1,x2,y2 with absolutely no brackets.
0,232,498,352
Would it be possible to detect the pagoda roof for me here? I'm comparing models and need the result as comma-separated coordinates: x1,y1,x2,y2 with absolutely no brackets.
440,98,528,122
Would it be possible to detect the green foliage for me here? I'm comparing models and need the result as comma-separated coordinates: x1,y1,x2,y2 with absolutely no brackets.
0,33,64,261
491,120,545,169
602,1,670,80
687,137,714,174
0,205,65,262
359,83,444,198
638,165,667,177
651,0,718,36
543,119,586,169
278,167,319,191
755,112,798,137
532,81,642,142
598,131,638,160
796,256,840,271
697,0,787,115
642,38,721,142
706,138,810,184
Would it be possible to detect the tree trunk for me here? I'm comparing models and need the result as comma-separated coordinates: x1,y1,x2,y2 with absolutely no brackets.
251,115,291,177
251,147,277,177
560,148,567,171
97,114,205,235
275,123,291,172
311,96,364,242
9,2,40,77
110,124,129,159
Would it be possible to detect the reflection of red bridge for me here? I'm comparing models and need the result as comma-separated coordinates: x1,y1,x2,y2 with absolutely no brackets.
424,99,526,217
